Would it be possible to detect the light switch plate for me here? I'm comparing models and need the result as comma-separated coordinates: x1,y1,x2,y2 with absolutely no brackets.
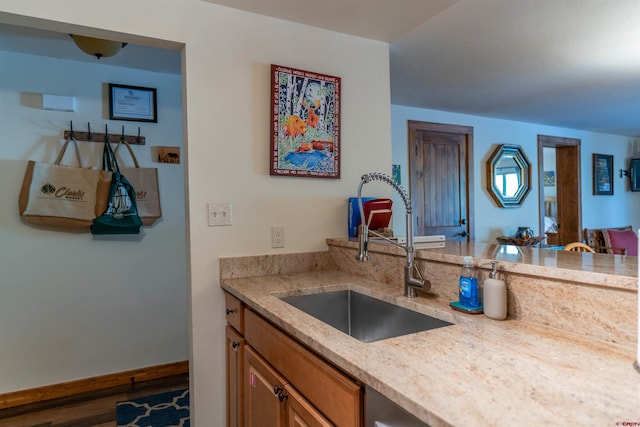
208,202,232,226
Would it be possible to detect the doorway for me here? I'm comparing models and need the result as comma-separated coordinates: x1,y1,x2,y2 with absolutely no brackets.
408,121,474,241
537,135,581,245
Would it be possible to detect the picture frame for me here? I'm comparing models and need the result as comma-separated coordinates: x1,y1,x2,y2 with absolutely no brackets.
109,83,157,123
592,153,613,195
270,64,341,179
543,171,555,187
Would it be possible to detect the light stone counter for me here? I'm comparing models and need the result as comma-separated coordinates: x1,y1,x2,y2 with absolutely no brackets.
221,269,640,427
328,238,638,289
326,238,637,350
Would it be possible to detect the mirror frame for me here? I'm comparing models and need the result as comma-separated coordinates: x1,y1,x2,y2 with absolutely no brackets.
486,144,532,208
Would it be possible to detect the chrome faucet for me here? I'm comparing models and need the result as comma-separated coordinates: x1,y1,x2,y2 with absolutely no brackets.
355,172,430,297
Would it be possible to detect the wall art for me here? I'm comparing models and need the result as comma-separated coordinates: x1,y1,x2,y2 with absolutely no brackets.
593,153,613,195
543,171,555,187
270,64,340,179
157,146,180,164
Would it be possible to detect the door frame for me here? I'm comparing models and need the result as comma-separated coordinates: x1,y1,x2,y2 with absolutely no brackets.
407,120,474,241
537,135,582,245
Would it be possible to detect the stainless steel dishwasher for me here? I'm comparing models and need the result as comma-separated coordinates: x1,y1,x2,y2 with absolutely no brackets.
366,386,429,427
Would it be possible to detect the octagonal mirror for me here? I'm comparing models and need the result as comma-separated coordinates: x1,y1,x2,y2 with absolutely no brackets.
486,144,531,208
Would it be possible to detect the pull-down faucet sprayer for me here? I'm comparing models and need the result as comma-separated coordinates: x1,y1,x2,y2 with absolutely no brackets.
355,172,430,297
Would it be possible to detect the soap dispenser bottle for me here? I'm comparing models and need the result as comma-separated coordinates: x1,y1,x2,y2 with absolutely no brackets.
459,256,480,309
483,261,507,320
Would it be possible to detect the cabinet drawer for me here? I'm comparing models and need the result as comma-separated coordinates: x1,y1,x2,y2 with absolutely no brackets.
245,309,363,426
225,292,244,334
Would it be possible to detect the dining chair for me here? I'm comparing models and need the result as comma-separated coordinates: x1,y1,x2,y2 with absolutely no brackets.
563,242,596,253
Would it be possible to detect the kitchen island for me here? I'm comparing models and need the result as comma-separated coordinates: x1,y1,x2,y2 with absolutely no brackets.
221,239,639,426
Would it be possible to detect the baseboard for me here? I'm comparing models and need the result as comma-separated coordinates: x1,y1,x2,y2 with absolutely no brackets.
0,360,189,410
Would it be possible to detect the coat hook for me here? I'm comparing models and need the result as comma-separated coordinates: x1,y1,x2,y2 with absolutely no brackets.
70,121,75,138
105,124,109,143
137,127,141,144
121,125,126,141
87,122,93,141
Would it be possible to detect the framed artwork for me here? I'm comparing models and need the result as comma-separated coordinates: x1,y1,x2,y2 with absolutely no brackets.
270,64,341,179
392,164,401,185
592,153,613,195
157,146,180,164
543,171,555,187
109,83,157,122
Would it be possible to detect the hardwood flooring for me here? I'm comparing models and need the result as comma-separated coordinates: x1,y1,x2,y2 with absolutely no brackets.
0,374,189,427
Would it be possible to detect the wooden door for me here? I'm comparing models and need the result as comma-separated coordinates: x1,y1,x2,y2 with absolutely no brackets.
555,145,581,244
244,346,286,427
226,325,244,427
408,121,474,241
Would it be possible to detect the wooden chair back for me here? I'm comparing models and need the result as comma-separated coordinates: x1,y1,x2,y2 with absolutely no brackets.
563,242,595,253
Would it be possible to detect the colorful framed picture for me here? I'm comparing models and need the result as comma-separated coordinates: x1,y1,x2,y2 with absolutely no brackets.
593,153,613,195
270,64,341,179
543,171,555,187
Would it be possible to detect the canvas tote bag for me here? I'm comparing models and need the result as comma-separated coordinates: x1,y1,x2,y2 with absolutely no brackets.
18,137,111,228
114,139,162,226
91,140,143,235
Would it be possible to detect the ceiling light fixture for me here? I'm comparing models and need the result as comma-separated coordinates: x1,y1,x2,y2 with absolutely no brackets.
70,34,127,59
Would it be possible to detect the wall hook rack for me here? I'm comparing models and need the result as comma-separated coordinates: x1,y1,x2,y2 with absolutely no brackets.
63,121,146,145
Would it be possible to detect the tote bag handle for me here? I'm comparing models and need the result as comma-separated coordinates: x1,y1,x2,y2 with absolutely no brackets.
114,138,141,169
54,137,84,168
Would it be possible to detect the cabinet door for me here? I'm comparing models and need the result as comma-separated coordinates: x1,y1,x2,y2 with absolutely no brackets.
245,309,362,426
244,346,286,427
284,384,333,427
226,325,245,427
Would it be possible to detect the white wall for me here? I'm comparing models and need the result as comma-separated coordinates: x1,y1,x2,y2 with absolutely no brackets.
0,50,187,392
391,105,640,242
0,2,392,425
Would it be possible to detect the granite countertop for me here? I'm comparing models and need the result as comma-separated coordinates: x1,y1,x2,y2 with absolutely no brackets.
221,269,640,427
327,238,638,289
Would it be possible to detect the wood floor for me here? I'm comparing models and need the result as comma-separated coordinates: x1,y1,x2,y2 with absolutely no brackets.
0,374,189,427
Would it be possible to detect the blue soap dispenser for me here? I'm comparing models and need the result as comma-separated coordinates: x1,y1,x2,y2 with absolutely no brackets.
450,256,483,313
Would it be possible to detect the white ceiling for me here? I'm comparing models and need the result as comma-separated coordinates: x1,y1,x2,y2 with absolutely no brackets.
1,0,638,136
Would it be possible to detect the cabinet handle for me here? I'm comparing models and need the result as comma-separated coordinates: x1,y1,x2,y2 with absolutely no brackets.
226,308,235,315
273,385,283,395
278,392,289,402
232,341,240,349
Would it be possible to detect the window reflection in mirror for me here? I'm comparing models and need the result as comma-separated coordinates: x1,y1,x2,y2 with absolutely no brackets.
495,155,521,197
486,144,531,207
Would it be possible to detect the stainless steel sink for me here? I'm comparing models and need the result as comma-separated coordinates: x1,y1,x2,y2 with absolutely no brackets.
281,290,452,343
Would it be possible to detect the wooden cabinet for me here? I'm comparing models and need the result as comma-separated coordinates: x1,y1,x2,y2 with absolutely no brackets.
226,325,244,427
245,346,332,427
244,308,362,426
224,291,363,427
225,292,245,333
244,346,286,427
284,384,333,427
226,293,246,427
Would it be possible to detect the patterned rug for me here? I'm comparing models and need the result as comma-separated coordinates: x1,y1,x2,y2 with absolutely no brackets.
116,388,190,427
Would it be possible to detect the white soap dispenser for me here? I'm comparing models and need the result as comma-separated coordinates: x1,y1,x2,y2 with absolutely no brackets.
483,261,507,320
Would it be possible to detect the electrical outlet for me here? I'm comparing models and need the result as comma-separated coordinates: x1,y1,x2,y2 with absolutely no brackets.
208,202,232,226
271,226,285,248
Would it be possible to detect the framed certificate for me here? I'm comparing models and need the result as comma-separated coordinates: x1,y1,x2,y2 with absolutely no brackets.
109,83,157,123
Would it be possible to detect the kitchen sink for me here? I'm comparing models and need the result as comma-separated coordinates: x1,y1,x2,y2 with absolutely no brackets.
280,290,452,343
